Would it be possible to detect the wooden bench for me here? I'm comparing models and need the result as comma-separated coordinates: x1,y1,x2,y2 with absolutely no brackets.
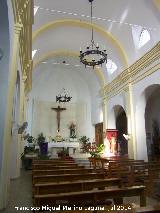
32,160,76,166
33,172,106,184
136,205,160,213
34,178,122,194
32,164,84,170
33,159,75,164
33,173,105,184
34,185,146,207
32,168,94,176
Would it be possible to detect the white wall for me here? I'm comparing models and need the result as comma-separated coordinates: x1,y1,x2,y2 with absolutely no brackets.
28,65,99,141
31,100,92,140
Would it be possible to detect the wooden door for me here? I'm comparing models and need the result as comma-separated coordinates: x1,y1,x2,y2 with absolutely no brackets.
95,123,103,145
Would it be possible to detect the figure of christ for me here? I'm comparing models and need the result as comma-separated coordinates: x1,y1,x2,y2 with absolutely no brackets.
51,105,66,132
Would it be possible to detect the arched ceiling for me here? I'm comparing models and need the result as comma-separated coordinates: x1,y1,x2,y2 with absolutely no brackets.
32,0,160,88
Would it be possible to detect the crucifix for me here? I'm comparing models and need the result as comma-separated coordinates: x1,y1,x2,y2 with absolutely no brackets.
51,105,66,132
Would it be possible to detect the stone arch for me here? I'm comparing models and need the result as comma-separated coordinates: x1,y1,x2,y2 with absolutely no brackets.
145,84,160,160
32,19,129,68
135,83,160,161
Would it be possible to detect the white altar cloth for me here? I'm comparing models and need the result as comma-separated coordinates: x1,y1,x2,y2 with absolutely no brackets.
48,142,79,148
48,142,79,155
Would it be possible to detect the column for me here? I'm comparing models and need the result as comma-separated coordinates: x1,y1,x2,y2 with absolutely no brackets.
102,98,108,131
0,23,22,209
123,84,137,159
18,74,27,173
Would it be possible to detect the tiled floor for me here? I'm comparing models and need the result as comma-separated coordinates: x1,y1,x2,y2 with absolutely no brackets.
0,170,32,213
0,169,160,213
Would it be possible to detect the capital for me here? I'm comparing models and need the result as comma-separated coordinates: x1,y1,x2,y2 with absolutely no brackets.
14,23,23,35
22,74,27,82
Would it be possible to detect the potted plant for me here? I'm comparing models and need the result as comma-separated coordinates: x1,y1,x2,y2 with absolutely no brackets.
27,136,35,148
90,143,104,158
57,148,69,159
79,136,90,152
37,133,48,155
79,136,89,144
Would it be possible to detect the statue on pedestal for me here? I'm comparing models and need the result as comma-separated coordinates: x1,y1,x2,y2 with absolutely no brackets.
69,122,76,140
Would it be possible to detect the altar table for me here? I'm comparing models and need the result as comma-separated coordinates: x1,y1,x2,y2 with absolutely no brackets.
48,142,80,155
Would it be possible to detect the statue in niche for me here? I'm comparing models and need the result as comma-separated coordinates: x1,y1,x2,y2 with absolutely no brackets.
69,122,76,138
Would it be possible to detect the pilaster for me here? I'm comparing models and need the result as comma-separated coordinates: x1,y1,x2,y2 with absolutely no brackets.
102,98,108,131
123,83,137,159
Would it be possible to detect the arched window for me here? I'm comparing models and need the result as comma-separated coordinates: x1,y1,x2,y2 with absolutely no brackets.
138,28,150,48
106,59,117,74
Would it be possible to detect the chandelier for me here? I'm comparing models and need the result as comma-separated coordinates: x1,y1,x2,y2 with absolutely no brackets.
79,0,107,69
56,88,72,103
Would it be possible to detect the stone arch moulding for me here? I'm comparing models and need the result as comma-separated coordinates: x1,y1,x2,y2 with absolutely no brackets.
108,104,126,129
32,19,129,69
135,84,160,161
33,50,106,87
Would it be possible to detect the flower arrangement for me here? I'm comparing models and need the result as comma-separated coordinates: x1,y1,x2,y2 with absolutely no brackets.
90,143,104,158
37,133,46,145
79,136,90,144
27,136,36,144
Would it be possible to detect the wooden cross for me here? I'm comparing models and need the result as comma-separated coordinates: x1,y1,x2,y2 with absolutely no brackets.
51,105,66,132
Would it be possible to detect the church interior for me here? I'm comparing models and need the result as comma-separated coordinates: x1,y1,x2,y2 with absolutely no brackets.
0,0,160,212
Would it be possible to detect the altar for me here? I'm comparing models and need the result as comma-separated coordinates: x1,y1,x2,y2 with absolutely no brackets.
48,141,80,156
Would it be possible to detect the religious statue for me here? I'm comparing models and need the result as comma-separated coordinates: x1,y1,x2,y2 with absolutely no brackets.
69,122,76,138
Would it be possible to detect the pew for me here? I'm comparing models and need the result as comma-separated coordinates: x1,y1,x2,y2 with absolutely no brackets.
34,178,122,194
34,185,146,208
33,172,106,184
32,164,84,170
32,168,94,176
33,159,75,164
32,160,76,166
136,206,160,213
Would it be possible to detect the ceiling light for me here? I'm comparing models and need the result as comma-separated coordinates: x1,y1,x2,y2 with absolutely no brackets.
79,0,107,69
56,88,72,103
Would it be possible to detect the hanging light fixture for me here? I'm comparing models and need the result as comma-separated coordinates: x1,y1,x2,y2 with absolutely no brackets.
56,88,72,103
79,0,107,69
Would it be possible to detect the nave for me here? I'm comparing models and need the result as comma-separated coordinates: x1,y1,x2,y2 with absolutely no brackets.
2,157,160,213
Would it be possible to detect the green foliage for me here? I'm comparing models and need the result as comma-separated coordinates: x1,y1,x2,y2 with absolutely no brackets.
79,136,90,144
27,136,35,143
37,133,46,145
90,143,104,158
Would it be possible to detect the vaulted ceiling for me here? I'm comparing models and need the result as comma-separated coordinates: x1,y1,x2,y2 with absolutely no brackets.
32,0,160,86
